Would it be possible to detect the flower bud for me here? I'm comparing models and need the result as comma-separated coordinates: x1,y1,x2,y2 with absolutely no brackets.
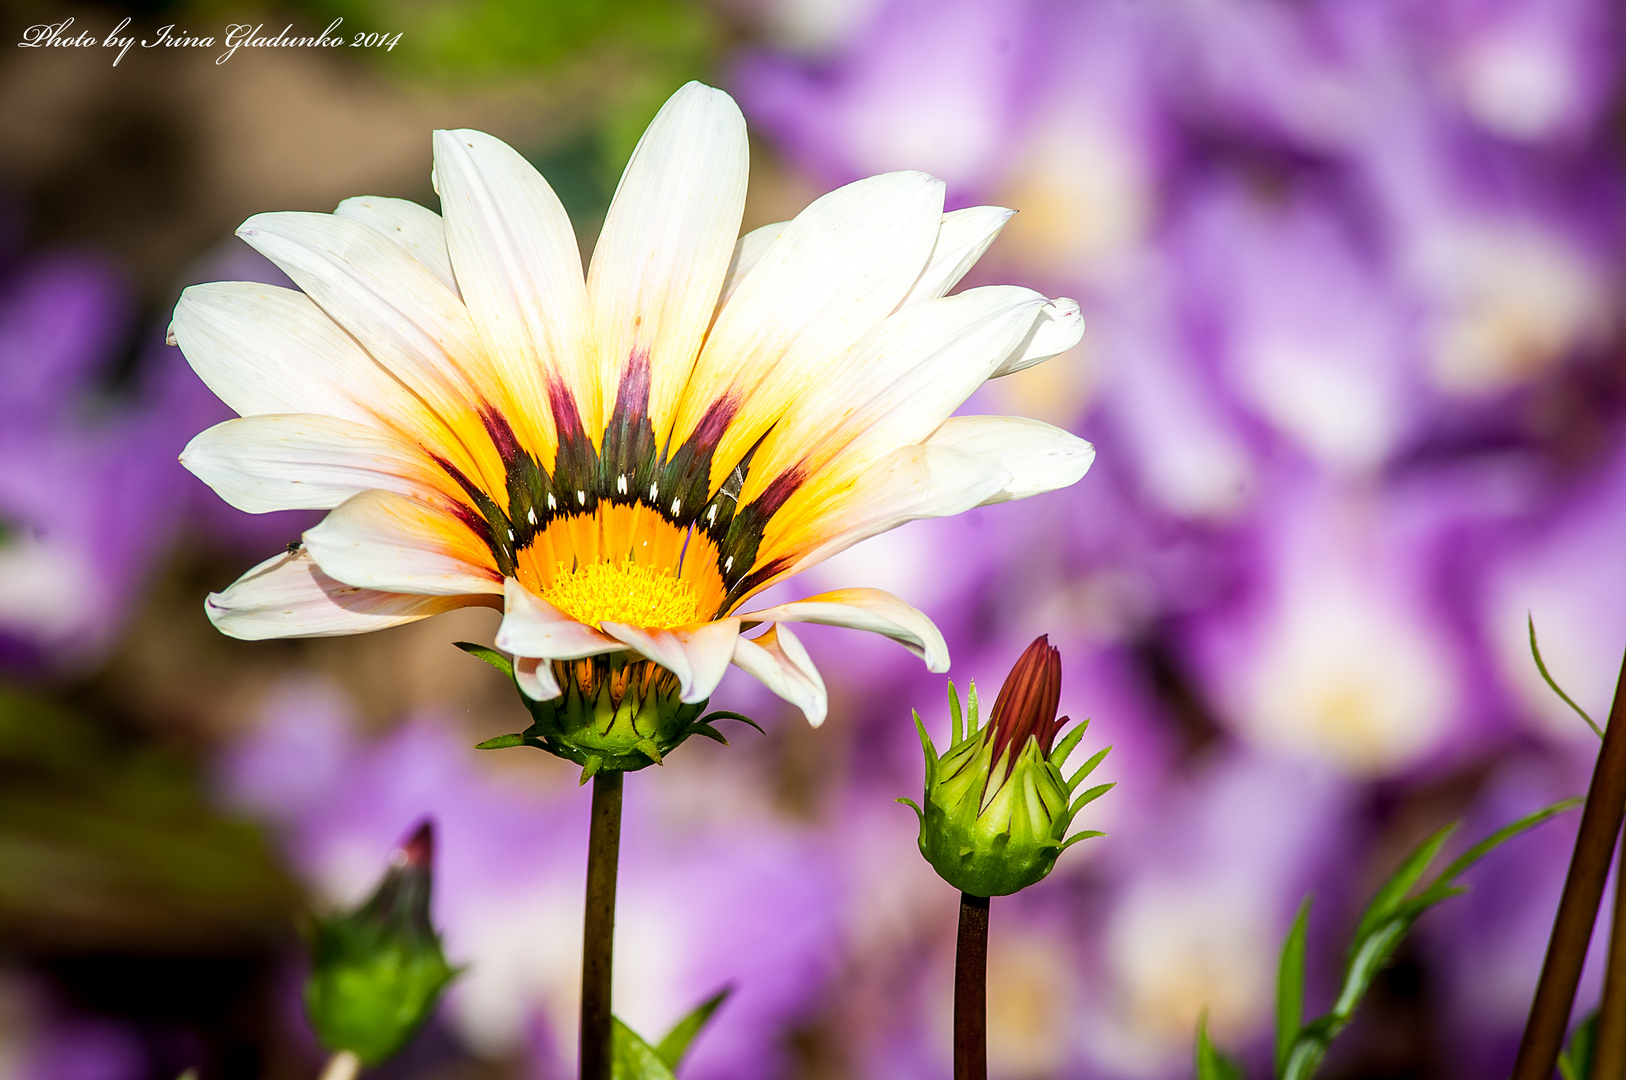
461,646,747,781
305,821,457,1065
902,636,1111,897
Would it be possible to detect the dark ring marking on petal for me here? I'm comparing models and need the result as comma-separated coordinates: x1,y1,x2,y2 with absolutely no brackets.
479,404,551,549
430,451,517,576
714,461,805,596
600,349,658,506
548,377,600,515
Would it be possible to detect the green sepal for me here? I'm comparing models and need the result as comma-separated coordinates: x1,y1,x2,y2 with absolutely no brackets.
454,641,513,677
896,797,925,825
1194,1013,1246,1080
1057,829,1104,853
698,711,765,736
1069,782,1114,816
1559,1010,1599,1080
1050,718,1091,771
636,739,664,765
1066,745,1112,790
689,724,729,746
654,986,732,1068
948,681,964,745
474,734,525,750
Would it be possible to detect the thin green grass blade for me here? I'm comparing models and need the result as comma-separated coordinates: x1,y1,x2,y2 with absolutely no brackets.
1529,615,1603,738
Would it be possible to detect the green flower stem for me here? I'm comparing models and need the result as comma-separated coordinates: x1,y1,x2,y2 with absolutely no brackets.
1513,646,1626,1080
954,892,990,1080
317,1050,360,1080
1592,833,1626,1080
581,771,623,1080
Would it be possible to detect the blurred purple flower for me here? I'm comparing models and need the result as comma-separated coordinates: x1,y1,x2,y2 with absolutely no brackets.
0,250,188,676
221,678,841,1080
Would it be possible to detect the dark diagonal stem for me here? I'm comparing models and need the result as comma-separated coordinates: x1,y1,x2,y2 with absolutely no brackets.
580,771,623,1080
955,892,990,1080
1513,646,1626,1080
1592,824,1626,1080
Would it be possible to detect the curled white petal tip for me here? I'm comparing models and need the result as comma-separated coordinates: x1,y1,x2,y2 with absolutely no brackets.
738,588,949,674
993,297,1084,378
732,624,828,727
514,655,563,701
495,578,624,660
600,619,741,703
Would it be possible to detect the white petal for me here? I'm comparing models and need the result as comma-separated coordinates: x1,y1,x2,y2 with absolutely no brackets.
172,282,415,424
181,414,435,513
514,656,562,701
718,221,786,309
205,550,484,640
433,128,593,434
236,213,483,410
494,578,625,661
741,285,1047,503
334,195,459,295
302,490,502,597
588,82,748,444
898,205,1014,307
927,415,1096,505
731,624,827,726
600,619,742,703
671,170,947,487
992,297,1084,377
738,588,949,673
756,443,1010,591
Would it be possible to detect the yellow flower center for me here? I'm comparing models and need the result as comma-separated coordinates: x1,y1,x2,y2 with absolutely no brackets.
540,560,703,629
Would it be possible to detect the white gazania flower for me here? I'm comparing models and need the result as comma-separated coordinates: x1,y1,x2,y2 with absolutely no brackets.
175,82,1091,729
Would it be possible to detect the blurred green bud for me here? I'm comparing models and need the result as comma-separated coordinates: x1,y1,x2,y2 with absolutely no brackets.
902,636,1111,897
460,646,757,781
305,821,456,1065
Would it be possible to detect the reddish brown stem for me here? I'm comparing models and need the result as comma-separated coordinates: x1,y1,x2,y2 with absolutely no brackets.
1512,646,1626,1080
954,892,989,1080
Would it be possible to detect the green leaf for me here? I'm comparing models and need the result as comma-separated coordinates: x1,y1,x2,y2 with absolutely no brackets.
1351,823,1455,946
1195,1013,1246,1080
1269,797,1580,1080
1559,1010,1599,1080
474,734,525,750
1529,615,1603,739
454,641,513,677
1275,899,1310,1078
1408,797,1582,911
1049,718,1090,771
612,1018,676,1080
654,985,732,1069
